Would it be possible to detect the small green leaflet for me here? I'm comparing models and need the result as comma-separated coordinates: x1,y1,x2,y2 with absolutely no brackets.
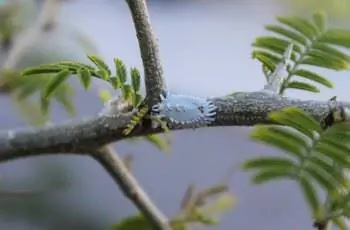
78,68,91,89
44,69,70,98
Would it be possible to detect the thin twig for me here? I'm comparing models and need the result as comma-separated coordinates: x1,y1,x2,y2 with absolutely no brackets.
262,43,293,94
125,0,165,107
90,145,171,230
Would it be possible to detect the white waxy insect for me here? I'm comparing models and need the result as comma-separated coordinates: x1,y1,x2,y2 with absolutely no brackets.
151,91,217,129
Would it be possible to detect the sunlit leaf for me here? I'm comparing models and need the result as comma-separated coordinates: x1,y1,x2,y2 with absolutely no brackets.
99,89,113,103
199,193,236,217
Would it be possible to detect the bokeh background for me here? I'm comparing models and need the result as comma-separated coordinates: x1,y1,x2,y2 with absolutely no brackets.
1,0,350,229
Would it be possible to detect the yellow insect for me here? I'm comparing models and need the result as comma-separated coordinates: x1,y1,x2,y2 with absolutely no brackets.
123,105,149,136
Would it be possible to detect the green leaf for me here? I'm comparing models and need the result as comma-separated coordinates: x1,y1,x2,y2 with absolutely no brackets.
21,66,62,76
99,89,112,103
308,156,345,185
250,125,307,159
44,69,70,98
252,50,281,72
170,221,187,230
198,185,229,198
53,87,76,116
299,177,320,214
303,50,349,70
145,134,170,152
78,68,91,90
111,214,152,230
130,67,141,93
97,69,110,81
242,156,298,170
312,43,350,63
320,29,350,49
198,193,235,218
332,217,348,230
268,107,322,138
122,84,133,101
252,168,297,184
114,58,127,83
312,11,327,33
304,164,338,191
133,93,143,107
253,36,301,55
277,17,318,40
285,81,320,93
40,95,50,114
292,69,334,88
264,24,308,45
87,55,111,75
56,61,96,73
190,209,217,225
110,77,122,89
315,140,350,169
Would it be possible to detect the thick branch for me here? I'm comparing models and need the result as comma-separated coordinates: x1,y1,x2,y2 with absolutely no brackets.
91,146,170,230
0,92,347,162
125,0,165,106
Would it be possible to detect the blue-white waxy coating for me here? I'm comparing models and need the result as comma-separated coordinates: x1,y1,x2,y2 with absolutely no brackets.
151,91,217,128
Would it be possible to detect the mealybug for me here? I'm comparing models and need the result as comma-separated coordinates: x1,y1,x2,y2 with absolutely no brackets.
151,91,217,129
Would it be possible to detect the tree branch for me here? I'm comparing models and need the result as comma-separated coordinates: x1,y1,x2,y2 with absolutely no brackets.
90,145,171,230
0,92,348,162
125,0,165,107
